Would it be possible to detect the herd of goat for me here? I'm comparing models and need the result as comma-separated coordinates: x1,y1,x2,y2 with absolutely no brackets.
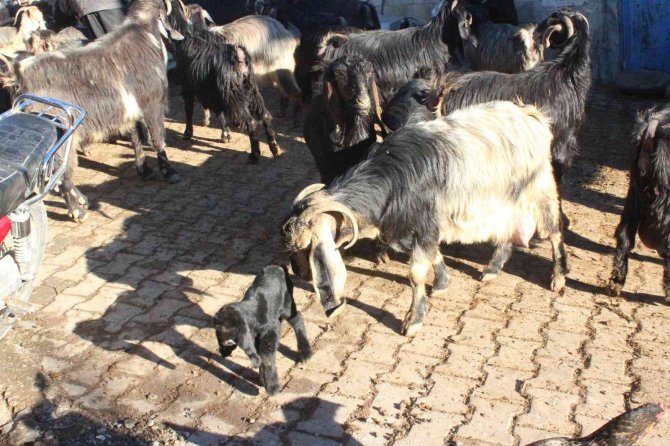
0,0,668,418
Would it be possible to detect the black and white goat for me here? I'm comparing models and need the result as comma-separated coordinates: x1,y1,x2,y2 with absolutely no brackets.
210,14,302,122
438,9,591,191
215,265,312,395
283,101,566,336
167,0,281,162
319,0,457,104
304,55,384,185
0,0,183,221
609,105,670,301
451,0,543,73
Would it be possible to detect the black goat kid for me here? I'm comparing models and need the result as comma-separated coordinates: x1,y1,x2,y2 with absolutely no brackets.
304,55,384,185
168,0,281,163
609,105,670,301
214,265,312,395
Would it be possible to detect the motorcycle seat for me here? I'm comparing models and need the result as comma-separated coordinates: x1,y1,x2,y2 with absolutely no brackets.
0,113,58,217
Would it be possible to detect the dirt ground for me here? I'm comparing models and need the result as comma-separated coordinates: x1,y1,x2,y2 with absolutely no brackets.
0,83,668,446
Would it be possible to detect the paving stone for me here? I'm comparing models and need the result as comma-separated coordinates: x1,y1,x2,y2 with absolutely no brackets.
456,396,520,445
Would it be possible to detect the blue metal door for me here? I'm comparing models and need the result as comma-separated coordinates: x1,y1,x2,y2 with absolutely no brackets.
620,0,670,73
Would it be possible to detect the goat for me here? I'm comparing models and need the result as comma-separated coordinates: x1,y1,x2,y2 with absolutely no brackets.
318,0,458,105
381,67,440,132
210,14,302,123
389,16,422,31
609,105,670,301
184,0,253,26
184,3,215,29
0,0,184,221
451,0,543,73
214,265,312,395
437,8,590,213
27,27,88,54
0,6,47,56
256,0,380,32
167,0,281,162
304,55,384,185
283,101,566,336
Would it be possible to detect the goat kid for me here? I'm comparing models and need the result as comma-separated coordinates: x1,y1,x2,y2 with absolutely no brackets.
214,265,312,395
609,105,670,301
284,101,566,336
168,0,281,162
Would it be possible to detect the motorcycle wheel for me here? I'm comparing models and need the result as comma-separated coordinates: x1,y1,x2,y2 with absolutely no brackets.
13,200,48,302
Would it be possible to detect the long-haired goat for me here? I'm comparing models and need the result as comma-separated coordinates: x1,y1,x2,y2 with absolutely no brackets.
0,6,47,56
283,101,566,336
437,8,590,199
209,13,302,123
318,0,460,105
304,55,384,184
167,0,281,162
609,105,670,301
451,0,543,73
0,0,183,221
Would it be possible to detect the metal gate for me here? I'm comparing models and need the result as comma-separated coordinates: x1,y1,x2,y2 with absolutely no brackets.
620,0,670,73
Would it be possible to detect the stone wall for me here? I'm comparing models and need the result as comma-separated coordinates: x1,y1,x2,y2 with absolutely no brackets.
370,0,622,81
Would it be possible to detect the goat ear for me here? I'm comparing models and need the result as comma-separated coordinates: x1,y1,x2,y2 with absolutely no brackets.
234,46,250,76
325,79,344,146
309,215,347,317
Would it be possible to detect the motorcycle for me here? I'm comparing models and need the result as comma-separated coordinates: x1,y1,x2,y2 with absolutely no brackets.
0,94,85,339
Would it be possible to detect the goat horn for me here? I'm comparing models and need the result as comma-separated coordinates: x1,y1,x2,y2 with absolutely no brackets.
177,0,188,16
202,10,215,24
13,7,28,26
646,118,660,140
541,23,562,48
164,0,171,16
294,183,326,205
561,15,575,39
299,200,359,250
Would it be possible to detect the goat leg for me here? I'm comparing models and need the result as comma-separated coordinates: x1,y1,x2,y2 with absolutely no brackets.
402,246,431,337
432,251,450,296
608,186,639,297
247,125,261,164
61,151,88,222
549,231,567,294
287,312,312,362
481,242,512,282
260,111,282,158
131,122,155,180
146,108,181,184
216,112,231,143
182,89,194,141
258,331,280,395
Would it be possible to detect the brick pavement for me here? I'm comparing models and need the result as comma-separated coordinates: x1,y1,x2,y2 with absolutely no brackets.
0,86,668,445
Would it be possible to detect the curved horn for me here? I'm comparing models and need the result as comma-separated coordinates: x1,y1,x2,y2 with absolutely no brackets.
13,7,29,26
202,10,215,24
646,118,660,140
561,15,575,39
164,0,171,16
540,23,563,48
293,183,326,205
299,200,359,250
177,0,188,16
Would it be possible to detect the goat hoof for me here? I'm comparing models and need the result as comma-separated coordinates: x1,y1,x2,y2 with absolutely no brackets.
68,207,88,223
551,274,566,294
607,280,623,297
432,285,449,298
325,299,346,318
402,320,423,337
480,271,499,282
271,147,284,158
221,132,232,142
298,346,313,362
182,131,192,141
247,154,260,164
265,382,280,396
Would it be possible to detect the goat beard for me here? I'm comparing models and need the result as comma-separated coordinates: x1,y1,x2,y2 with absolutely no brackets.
332,113,373,150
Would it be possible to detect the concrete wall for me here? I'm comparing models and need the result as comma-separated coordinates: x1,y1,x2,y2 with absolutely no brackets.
371,0,622,81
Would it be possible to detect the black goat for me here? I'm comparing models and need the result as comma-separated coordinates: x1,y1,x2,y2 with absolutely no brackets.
214,265,312,395
257,0,380,32
284,102,565,336
438,9,591,191
609,105,670,301
304,55,384,185
389,16,422,31
0,0,183,221
451,0,543,73
167,0,281,162
319,0,458,105
381,67,439,132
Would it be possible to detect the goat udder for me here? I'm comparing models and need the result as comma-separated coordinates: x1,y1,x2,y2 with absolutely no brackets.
511,216,536,247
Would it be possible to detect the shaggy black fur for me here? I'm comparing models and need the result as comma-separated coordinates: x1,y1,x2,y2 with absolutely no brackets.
214,265,312,395
320,0,458,105
439,8,591,186
486,0,518,25
382,67,438,131
304,55,382,185
609,104,670,301
257,0,380,32
168,0,281,162
184,0,253,25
